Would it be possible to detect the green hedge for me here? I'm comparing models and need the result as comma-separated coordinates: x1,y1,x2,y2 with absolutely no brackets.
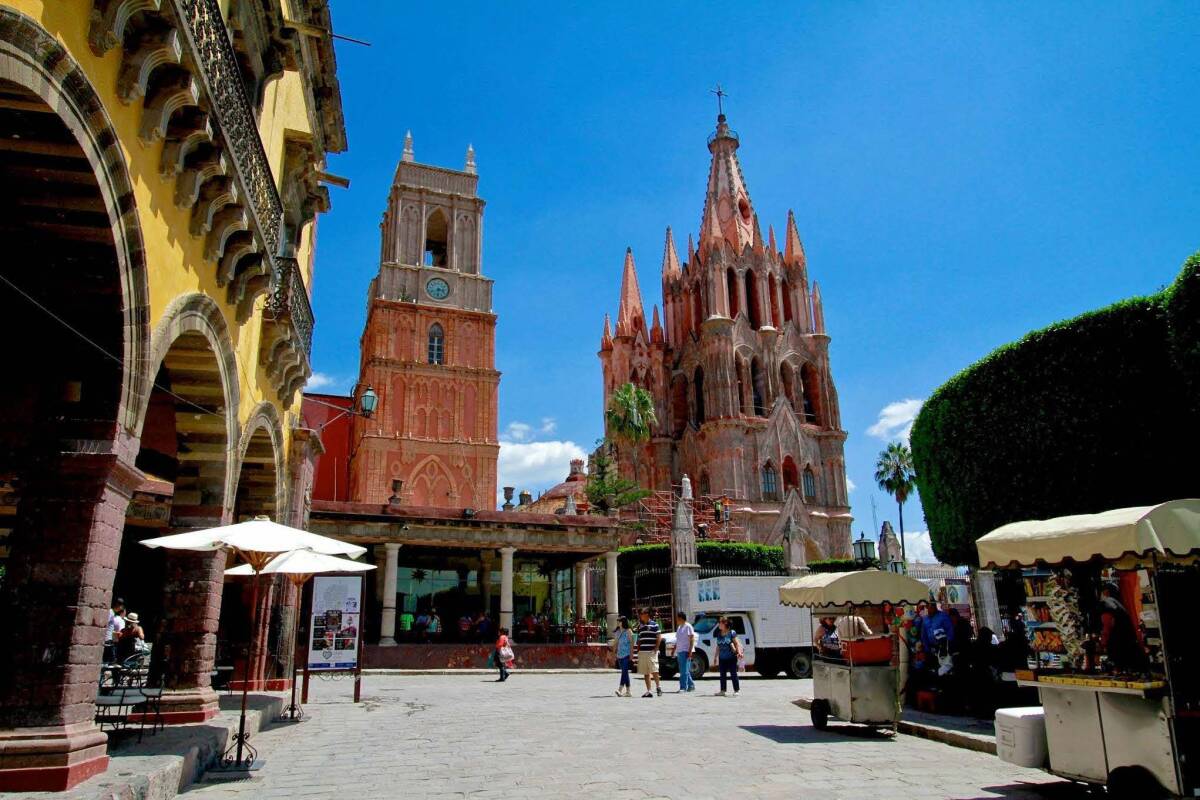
1167,252,1200,413
912,267,1198,566
618,541,786,572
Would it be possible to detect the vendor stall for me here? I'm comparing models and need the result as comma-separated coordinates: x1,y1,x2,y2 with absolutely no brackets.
978,499,1200,796
779,570,932,732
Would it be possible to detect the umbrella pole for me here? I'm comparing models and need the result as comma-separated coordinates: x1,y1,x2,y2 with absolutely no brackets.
224,567,261,770
282,576,305,721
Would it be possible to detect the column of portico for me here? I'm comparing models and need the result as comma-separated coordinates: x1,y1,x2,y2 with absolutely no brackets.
378,543,401,646
499,547,516,631
605,551,620,634
479,550,494,615
575,561,589,622
374,546,387,603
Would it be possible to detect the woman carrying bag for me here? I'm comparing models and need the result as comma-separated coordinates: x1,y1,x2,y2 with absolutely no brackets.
610,616,633,697
495,627,514,682
713,617,743,697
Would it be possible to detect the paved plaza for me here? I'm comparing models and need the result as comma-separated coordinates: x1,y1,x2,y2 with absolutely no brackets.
184,674,1085,800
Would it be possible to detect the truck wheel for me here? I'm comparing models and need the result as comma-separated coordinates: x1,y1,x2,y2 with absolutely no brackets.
1107,767,1166,798
690,652,708,681
787,650,813,679
757,665,782,678
810,699,830,730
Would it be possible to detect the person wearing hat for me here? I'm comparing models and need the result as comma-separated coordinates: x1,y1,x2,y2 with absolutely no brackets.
116,611,145,662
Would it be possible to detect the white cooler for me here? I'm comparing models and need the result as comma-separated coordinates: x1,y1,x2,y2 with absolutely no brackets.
995,707,1048,768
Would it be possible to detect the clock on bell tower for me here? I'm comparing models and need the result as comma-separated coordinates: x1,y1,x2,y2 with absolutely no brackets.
350,133,499,509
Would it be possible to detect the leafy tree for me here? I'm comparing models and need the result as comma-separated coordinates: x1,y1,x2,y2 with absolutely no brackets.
585,442,650,516
874,441,917,564
605,382,657,487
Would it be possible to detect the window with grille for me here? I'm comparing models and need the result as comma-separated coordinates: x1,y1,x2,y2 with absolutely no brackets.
427,323,445,365
761,464,778,499
802,469,817,502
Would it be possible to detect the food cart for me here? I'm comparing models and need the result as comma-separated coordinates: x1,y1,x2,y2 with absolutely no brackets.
977,499,1200,796
779,570,933,732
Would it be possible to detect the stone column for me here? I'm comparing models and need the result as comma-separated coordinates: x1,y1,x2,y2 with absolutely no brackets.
575,561,589,622
0,450,141,791
479,550,494,615
374,546,387,603
379,543,401,645
605,551,620,634
499,547,516,631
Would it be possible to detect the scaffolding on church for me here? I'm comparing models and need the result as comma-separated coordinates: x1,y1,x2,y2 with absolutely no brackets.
630,486,747,543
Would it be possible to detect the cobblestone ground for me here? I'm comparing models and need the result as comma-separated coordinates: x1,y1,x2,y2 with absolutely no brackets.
184,674,1086,800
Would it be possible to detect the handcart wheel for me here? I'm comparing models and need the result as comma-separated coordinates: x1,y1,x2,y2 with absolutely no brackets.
810,699,830,730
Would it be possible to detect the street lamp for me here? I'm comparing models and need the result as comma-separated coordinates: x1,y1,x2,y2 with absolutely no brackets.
358,385,377,417
310,383,378,431
852,532,877,566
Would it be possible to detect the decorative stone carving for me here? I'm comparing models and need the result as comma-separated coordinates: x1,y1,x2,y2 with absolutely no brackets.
88,0,161,55
117,24,181,103
204,205,248,261
160,109,212,178
175,145,227,208
190,176,238,236
138,68,197,142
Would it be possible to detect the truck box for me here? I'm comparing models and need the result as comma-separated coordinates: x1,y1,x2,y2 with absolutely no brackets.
689,576,812,647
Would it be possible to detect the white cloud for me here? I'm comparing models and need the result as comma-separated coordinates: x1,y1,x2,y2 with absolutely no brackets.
846,477,857,492
305,372,351,394
902,530,937,564
867,398,924,443
539,417,557,436
497,440,586,504
502,421,534,443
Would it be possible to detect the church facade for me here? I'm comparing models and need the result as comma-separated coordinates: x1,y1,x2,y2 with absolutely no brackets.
599,113,853,561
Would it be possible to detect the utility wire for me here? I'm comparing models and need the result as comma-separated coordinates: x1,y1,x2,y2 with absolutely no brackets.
0,271,229,421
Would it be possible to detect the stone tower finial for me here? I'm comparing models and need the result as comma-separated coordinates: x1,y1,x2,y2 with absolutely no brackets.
402,130,414,163
600,314,613,351
699,111,756,255
661,226,681,278
784,209,806,268
465,143,476,174
812,281,826,334
614,248,646,339
767,224,778,255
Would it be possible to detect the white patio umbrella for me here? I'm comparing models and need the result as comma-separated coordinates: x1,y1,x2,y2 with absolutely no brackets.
226,549,375,722
140,517,365,771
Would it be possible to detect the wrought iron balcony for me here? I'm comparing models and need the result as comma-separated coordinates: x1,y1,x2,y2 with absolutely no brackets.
260,257,313,404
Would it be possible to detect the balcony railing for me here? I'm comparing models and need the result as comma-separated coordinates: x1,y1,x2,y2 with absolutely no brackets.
266,257,313,357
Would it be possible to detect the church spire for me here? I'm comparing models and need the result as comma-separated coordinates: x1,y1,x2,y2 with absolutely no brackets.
615,247,646,338
784,209,806,268
752,213,764,253
402,130,414,162
686,233,695,268
768,224,778,255
698,113,756,255
812,281,826,334
650,305,664,344
600,314,613,351
661,226,681,278
464,143,476,174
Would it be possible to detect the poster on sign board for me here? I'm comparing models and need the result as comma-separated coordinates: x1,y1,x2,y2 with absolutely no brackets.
308,575,362,671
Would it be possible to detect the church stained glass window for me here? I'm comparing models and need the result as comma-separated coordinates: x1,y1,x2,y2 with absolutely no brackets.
802,468,817,502
761,463,778,500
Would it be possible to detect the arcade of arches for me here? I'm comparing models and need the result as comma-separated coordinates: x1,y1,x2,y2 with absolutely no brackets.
0,3,344,790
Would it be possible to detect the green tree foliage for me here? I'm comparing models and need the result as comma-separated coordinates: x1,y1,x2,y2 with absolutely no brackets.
585,442,650,515
874,442,916,563
605,382,657,487
618,541,787,573
911,264,1198,566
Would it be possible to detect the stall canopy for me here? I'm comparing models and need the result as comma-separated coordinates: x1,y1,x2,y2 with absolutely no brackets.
976,499,1200,569
779,570,933,609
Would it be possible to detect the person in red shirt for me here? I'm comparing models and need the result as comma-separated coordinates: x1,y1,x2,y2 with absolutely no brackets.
494,628,513,682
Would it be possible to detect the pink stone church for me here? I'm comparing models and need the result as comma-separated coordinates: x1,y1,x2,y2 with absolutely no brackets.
599,113,853,561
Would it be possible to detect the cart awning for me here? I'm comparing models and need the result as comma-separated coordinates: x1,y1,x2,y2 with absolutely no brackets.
975,499,1200,568
778,570,933,609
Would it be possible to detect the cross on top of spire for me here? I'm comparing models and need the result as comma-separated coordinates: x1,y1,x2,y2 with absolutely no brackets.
710,83,728,118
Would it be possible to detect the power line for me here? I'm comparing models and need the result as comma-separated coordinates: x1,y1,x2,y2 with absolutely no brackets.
0,271,227,422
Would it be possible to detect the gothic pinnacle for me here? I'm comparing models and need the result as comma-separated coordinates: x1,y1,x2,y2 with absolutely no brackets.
464,143,476,174
661,226,681,278
402,130,414,162
784,209,806,268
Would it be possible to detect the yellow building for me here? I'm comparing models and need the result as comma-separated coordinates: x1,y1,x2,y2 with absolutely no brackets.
0,0,345,789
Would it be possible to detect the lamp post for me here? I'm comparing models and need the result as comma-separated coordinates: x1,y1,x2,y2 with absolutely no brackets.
852,532,877,567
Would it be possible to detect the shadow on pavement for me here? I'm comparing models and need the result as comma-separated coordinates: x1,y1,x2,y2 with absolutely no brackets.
966,783,1098,799
739,724,887,744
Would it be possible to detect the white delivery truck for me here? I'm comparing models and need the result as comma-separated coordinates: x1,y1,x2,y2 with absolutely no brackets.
659,576,813,682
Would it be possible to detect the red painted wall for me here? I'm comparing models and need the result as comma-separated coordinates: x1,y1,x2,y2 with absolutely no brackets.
302,393,353,502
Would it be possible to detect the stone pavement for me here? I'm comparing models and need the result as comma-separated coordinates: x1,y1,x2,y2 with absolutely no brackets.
183,674,1087,800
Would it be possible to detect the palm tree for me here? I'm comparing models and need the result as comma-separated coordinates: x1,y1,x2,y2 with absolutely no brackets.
874,442,917,565
605,382,657,487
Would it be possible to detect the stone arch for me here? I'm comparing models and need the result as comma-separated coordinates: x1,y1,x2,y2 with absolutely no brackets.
423,206,449,267
743,269,761,329
670,374,689,437
782,278,794,323
233,402,285,522
768,274,781,327
760,460,779,501
409,455,457,506
750,357,767,416
726,267,739,318
0,8,151,436
799,362,823,426
692,365,706,426
782,455,800,494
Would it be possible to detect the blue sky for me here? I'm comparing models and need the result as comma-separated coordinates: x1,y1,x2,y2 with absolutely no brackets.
308,3,1200,561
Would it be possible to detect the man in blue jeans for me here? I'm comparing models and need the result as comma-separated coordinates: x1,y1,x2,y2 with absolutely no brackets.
672,612,696,692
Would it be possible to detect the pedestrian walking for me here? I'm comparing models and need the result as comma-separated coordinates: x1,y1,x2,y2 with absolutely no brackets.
495,627,513,682
611,616,633,697
634,607,662,698
713,616,742,696
671,612,696,692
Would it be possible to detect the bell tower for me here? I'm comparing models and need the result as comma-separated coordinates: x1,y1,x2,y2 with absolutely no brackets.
350,134,499,509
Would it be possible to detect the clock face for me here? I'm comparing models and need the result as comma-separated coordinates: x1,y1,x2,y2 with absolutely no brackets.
426,277,450,301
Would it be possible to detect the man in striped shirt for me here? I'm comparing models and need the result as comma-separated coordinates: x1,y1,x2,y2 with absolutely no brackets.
635,607,663,698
